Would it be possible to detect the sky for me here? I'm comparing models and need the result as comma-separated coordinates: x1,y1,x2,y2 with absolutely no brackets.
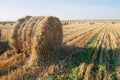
0,0,120,21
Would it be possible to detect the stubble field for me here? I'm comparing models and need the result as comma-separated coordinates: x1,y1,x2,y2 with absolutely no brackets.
0,21,120,80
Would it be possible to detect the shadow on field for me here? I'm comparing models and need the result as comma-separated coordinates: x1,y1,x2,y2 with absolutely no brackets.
0,41,10,54
40,44,119,79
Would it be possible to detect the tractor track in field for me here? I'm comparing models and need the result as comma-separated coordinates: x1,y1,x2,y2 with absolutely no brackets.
63,27,103,57
63,26,99,43
63,24,95,36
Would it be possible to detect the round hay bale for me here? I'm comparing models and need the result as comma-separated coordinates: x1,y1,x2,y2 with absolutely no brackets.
9,16,63,65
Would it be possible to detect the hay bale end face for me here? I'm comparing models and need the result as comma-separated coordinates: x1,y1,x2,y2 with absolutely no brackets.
9,16,63,57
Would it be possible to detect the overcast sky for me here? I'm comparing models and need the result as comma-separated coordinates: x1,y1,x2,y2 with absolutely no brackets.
0,0,120,21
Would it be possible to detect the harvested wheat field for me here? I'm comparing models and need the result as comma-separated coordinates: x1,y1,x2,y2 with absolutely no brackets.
0,17,120,80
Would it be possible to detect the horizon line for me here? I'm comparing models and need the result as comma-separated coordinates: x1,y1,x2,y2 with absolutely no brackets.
1,19,120,22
